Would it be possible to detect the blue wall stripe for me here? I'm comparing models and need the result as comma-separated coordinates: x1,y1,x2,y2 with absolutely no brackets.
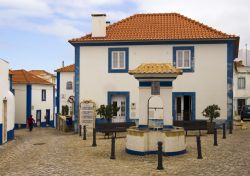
74,46,80,131
9,75,13,92
56,72,60,114
125,148,186,156
107,91,130,122
70,40,237,48
139,81,172,87
26,84,32,118
227,41,234,123
172,92,196,121
7,129,14,141
0,124,2,144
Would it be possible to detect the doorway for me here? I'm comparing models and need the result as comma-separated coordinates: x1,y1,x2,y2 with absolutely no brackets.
2,99,7,143
46,109,50,126
36,110,41,127
237,99,246,115
175,95,192,121
111,95,126,122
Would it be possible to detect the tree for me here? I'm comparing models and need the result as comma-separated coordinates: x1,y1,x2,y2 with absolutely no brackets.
202,104,221,123
96,104,120,122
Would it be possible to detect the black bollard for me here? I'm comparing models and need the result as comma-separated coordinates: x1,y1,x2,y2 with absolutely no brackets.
214,127,218,146
110,136,116,159
79,125,82,136
223,123,226,139
83,125,86,140
157,141,164,170
92,128,97,147
196,136,203,159
229,121,233,134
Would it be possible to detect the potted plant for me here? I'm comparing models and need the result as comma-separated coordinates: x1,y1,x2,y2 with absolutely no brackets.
202,104,221,134
96,104,120,123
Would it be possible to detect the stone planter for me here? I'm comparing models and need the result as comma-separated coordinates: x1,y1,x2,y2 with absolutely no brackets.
207,121,216,134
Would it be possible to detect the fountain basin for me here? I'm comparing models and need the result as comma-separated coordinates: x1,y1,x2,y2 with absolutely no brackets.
126,127,186,156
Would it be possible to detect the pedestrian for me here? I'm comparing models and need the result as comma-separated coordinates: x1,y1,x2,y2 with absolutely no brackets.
27,115,35,132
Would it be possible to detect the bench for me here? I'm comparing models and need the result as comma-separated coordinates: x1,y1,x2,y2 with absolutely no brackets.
173,120,207,135
95,122,136,138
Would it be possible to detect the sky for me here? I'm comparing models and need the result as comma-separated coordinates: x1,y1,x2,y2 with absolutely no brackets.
1,0,250,73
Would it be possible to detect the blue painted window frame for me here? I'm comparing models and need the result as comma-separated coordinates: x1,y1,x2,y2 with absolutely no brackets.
172,92,196,121
108,48,129,73
173,46,194,72
107,91,130,122
42,89,46,101
237,77,246,89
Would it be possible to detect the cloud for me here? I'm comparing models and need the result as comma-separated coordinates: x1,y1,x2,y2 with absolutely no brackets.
0,0,131,39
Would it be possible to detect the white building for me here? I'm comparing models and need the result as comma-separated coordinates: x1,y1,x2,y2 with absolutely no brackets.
12,70,55,128
55,64,75,115
69,13,239,128
233,60,250,115
0,58,15,145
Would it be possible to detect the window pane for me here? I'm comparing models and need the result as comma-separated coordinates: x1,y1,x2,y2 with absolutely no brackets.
238,78,246,89
119,52,125,69
121,101,126,116
112,52,118,68
184,50,190,67
177,51,183,67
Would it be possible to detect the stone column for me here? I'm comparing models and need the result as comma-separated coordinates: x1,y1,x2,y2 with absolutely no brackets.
161,87,173,128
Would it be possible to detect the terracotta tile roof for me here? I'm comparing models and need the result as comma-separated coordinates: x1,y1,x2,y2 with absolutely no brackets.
129,63,182,75
55,64,75,72
12,70,54,85
29,70,54,76
69,13,239,43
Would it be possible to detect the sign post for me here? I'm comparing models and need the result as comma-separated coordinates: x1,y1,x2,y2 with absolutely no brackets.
79,100,96,130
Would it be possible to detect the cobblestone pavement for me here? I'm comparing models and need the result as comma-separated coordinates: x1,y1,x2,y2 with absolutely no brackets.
1,122,250,176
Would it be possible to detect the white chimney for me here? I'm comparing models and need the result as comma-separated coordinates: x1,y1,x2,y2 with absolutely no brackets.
91,14,106,37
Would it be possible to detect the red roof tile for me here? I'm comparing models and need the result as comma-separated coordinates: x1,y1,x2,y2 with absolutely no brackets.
69,13,239,43
12,70,54,85
55,64,75,72
29,70,54,76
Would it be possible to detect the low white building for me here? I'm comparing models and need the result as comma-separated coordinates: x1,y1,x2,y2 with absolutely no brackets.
12,70,55,128
233,60,250,115
55,64,75,115
69,13,239,129
0,58,15,145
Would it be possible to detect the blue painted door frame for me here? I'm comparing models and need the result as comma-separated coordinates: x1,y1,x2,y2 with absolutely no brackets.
107,91,130,122
46,109,50,125
36,110,41,127
172,92,196,121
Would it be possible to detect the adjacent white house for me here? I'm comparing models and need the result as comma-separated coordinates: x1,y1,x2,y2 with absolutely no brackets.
55,64,75,115
12,70,55,128
69,13,239,128
0,58,15,145
233,60,250,115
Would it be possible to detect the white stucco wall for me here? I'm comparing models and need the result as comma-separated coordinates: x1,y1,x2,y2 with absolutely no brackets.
0,59,9,124
13,84,27,124
0,59,15,144
59,72,74,114
32,84,54,123
233,67,250,114
79,44,228,120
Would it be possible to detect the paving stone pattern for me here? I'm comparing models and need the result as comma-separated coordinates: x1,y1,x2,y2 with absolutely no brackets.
0,123,250,176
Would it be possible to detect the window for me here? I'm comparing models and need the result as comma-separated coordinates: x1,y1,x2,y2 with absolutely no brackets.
108,48,129,73
66,81,73,90
176,50,191,68
238,77,246,89
42,89,46,101
173,46,194,72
